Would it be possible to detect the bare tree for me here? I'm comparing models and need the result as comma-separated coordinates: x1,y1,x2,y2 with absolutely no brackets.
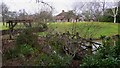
0,2,9,25
110,2,119,23
35,0,54,23
119,1,120,7
18,9,28,20
35,11,53,23
100,0,106,15
106,2,119,23
7,11,18,20
73,1,102,22
72,2,86,21
36,0,54,12
85,1,103,21
72,2,86,15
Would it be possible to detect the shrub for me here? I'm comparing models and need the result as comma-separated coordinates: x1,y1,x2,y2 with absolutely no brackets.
99,15,113,22
16,28,38,46
16,44,34,57
81,36,120,68
35,52,72,66
33,32,75,66
4,44,34,60
3,47,18,60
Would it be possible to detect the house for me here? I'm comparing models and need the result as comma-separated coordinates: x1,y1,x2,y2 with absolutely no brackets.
55,10,67,22
55,10,85,22
54,10,76,22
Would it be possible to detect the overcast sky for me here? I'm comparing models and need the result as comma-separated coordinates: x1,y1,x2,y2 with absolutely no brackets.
1,0,119,15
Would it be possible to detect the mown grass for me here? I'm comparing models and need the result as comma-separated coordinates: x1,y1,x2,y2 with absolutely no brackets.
0,22,119,38
45,22,119,38
0,23,8,30
0,22,38,30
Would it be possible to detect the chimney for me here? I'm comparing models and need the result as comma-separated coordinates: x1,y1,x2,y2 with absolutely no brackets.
62,10,64,13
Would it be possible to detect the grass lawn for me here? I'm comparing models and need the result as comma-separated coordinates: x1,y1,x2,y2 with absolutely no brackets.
0,22,32,30
0,22,46,30
0,22,119,38
45,22,119,38
0,23,8,30
0,22,25,30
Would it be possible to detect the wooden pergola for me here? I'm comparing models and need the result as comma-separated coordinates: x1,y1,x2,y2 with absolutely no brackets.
6,19,33,39
6,19,33,28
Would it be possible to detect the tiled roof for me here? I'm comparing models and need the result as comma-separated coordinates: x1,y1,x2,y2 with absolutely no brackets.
55,11,67,20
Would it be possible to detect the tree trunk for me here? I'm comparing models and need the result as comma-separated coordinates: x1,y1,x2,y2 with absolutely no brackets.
1,3,5,26
68,19,70,22
114,16,116,23
2,16,5,25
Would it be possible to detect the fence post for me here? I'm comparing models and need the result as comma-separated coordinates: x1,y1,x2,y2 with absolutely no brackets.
88,38,92,55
